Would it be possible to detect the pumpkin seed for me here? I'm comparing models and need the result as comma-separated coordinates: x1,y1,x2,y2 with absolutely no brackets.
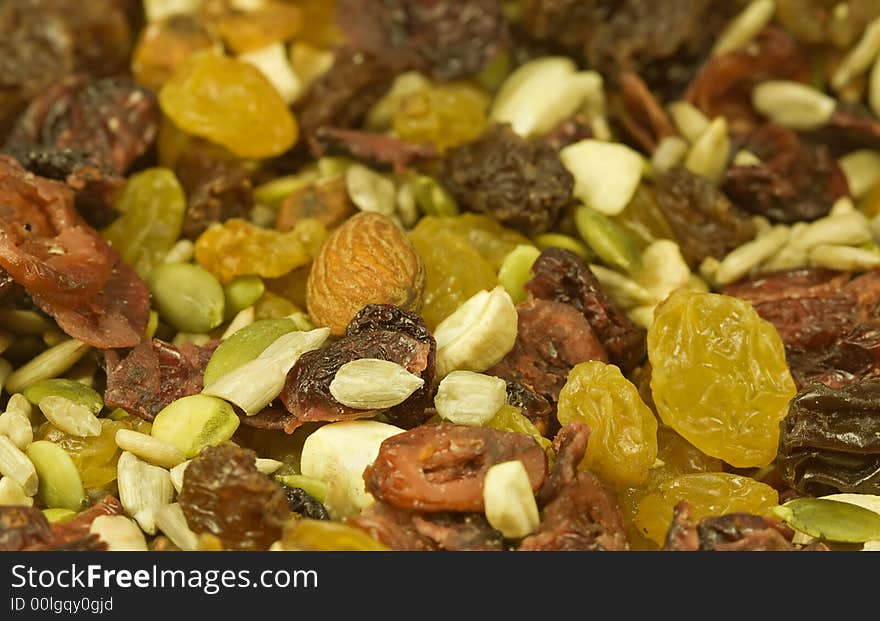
223,275,265,321
23,378,103,414
412,174,459,217
26,440,86,512
148,262,225,334
42,508,76,523
498,244,542,304
574,205,641,275
203,317,299,387
773,497,880,543
150,394,240,458
533,233,593,261
0,310,56,336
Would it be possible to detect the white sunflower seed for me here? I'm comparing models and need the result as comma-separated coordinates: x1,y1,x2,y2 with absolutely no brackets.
155,503,199,551
752,81,836,131
809,244,880,271
790,211,872,250
713,0,777,56
0,477,33,507
329,358,424,410
714,225,790,286
434,371,508,426
4,339,90,395
684,116,730,184
483,461,540,539
239,42,302,104
650,136,689,174
832,15,880,91
117,451,174,534
559,139,645,216
90,515,148,551
666,101,710,143
0,435,37,497
839,150,880,199
115,429,187,469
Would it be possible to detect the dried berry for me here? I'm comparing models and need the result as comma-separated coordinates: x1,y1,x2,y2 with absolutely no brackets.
721,123,849,223
440,123,574,236
778,380,880,496
276,175,356,233
612,71,679,153
535,422,590,507
525,247,645,372
504,379,553,436
179,444,289,551
281,305,436,431
183,164,254,241
364,423,547,513
310,127,437,174
653,167,757,268
336,0,508,80
0,506,54,551
282,486,330,521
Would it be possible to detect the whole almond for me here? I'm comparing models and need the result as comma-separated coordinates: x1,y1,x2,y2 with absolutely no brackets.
306,212,426,334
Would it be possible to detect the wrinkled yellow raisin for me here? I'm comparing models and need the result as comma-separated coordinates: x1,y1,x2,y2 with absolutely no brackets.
393,82,490,152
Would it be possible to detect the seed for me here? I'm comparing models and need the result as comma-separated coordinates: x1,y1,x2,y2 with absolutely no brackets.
148,262,226,334
773,497,880,543
790,211,872,250
116,429,187,469
38,396,102,438
831,196,856,215
588,264,655,310
0,330,13,355
483,460,540,539
752,81,836,131
365,71,432,131
221,306,255,340
203,317,299,387
0,436,37,497
486,404,552,452
300,420,405,518
162,238,195,264
345,163,397,217
151,394,240,459
433,286,518,379
498,245,542,304
831,15,880,91
117,451,174,534
809,244,880,271
155,503,199,551
275,474,329,503
559,139,645,216
42,508,76,523
169,460,189,494
63,357,97,388
0,358,10,395
762,243,809,272
255,458,283,475
650,136,689,175
90,515,148,551
434,371,508,426
0,310,56,337
223,274,265,321
0,403,32,450
240,41,303,104
0,476,33,507
636,239,693,303
329,358,425,410
411,174,459,217
667,101,710,143
684,116,730,185
23,378,103,414
839,150,880,199
533,233,593,261
202,327,330,415
396,182,420,228
573,205,641,275
698,256,721,286
26,440,85,511
4,339,90,394
733,150,762,167
253,170,320,209
714,225,790,286
490,56,603,137
627,305,656,330
870,51,880,118
712,0,776,56
171,332,213,347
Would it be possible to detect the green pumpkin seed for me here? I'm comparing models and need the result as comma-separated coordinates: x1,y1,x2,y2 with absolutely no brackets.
253,169,319,208
533,233,594,261
145,310,159,340
203,317,299,387
23,378,103,415
42,508,77,523
26,440,86,512
772,497,880,543
148,262,225,334
498,245,542,304
150,394,240,458
223,275,266,321
574,205,641,275
412,175,459,217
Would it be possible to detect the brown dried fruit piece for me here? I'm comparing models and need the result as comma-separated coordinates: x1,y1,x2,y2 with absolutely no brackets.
612,71,678,153
364,423,548,513
654,167,757,268
0,155,150,348
722,123,849,223
179,444,289,551
183,163,254,241
276,175,356,233
307,211,426,335
309,127,437,175
525,247,645,372
280,304,435,431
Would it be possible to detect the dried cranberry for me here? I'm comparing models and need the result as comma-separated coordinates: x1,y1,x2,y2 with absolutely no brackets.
364,423,547,513
535,422,591,507
179,444,289,551
309,127,437,175
0,506,54,551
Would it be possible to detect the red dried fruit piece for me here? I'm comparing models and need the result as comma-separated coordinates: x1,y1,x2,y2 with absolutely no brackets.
364,423,548,513
0,506,54,551
48,495,124,549
336,0,508,80
535,422,591,507
653,167,757,268
440,123,574,236
684,26,812,137
722,123,849,223
179,444,289,551
281,304,436,431
613,71,678,153
0,155,149,348
518,470,629,551
104,339,218,421
488,298,608,406
309,127,437,175
524,247,645,372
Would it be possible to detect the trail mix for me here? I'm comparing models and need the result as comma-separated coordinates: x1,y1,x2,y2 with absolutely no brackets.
9,0,880,552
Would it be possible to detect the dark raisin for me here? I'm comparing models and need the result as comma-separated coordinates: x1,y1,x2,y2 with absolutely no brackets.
276,175,355,233
488,299,608,407
504,379,553,436
611,71,678,153
364,423,548,513
535,422,591,507
179,444,290,551
440,123,574,236
525,247,646,372
518,470,629,551
721,123,849,223
282,486,330,521
336,0,508,80
183,165,253,241
653,167,757,268
778,380,880,496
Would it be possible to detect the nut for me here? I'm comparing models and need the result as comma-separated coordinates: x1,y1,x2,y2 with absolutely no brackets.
483,460,540,539
307,211,426,335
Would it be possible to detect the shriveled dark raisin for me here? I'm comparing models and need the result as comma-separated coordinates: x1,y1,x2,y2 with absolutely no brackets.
778,380,880,496
282,486,330,521
504,379,553,436
281,305,435,431
183,165,253,241
488,299,607,407
535,422,591,507
721,123,849,223
440,123,574,236
525,247,645,372
654,167,757,268
336,0,508,80
364,423,547,513
179,444,289,551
